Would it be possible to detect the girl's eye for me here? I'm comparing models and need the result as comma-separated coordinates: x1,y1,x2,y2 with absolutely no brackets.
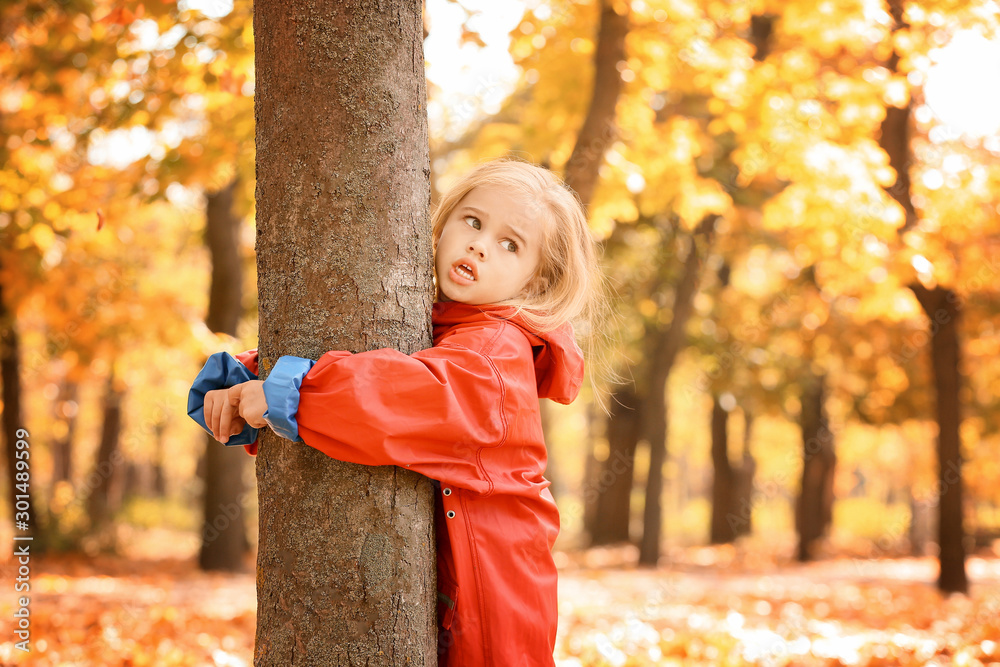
500,239,518,253
464,216,481,230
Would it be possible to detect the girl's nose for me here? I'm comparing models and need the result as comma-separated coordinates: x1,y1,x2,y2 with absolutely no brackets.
468,240,486,259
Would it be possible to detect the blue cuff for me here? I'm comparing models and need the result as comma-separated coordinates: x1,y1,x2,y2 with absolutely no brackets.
187,352,260,447
262,355,316,442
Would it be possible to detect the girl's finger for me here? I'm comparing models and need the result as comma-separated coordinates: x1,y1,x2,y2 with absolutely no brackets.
218,402,234,444
214,394,229,440
209,392,225,440
218,386,244,444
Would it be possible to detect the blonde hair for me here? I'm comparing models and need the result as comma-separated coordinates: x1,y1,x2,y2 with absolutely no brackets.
432,158,602,334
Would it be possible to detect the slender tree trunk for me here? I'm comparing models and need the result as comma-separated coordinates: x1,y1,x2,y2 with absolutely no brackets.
152,421,167,497
709,396,735,544
559,0,629,530
910,285,968,593
880,0,967,593
51,379,79,485
587,387,639,545
749,14,775,61
880,0,917,234
639,216,716,566
87,373,124,546
1,295,42,546
640,385,669,566
199,178,250,572
795,372,836,561
707,263,739,544
254,1,436,662
581,403,603,535
563,0,629,209
731,410,756,538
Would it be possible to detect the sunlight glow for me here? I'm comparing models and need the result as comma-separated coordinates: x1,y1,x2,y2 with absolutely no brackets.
179,0,233,19
87,127,156,169
924,30,1000,138
911,254,933,275
424,0,526,141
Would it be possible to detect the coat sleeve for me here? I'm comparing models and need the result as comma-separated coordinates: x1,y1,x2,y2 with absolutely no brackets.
235,349,259,375
264,338,509,494
187,351,260,450
234,350,261,455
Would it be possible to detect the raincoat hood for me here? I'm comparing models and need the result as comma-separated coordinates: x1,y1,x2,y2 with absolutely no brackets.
432,301,584,405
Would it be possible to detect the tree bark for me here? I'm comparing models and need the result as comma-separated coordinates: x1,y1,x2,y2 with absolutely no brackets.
199,178,250,572
254,1,436,663
910,285,968,593
794,372,836,562
563,0,629,210
709,396,735,544
638,216,716,566
587,386,639,545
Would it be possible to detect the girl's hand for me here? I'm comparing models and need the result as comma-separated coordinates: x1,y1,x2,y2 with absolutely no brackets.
204,387,246,444
204,381,268,444
235,380,268,429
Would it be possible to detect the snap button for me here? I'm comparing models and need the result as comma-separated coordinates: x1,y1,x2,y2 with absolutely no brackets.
446,510,456,519
443,488,452,496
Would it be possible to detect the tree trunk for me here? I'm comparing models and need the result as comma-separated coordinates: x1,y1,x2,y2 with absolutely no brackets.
1,295,43,547
880,0,967,593
879,0,917,233
199,178,250,572
254,1,436,663
51,379,79,485
87,373,124,546
749,14,775,62
795,372,836,562
152,421,167,497
559,0,629,530
563,0,629,209
731,410,756,538
709,396,735,544
639,216,716,566
707,263,739,544
587,387,639,545
910,285,968,593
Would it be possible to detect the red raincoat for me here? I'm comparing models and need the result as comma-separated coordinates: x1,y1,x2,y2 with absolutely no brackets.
237,301,584,665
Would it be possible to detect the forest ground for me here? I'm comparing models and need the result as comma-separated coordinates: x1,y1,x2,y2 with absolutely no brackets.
1,530,999,667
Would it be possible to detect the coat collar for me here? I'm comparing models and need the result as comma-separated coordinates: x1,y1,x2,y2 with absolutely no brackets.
432,301,584,405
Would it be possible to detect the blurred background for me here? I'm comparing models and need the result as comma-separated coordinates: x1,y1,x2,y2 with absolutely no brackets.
1,0,1000,665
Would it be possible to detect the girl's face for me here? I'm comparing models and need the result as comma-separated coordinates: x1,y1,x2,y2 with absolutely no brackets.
435,184,543,305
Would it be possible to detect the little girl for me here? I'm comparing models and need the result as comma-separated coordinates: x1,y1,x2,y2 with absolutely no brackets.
188,159,600,666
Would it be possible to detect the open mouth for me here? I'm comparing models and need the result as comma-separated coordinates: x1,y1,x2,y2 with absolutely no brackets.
453,261,477,281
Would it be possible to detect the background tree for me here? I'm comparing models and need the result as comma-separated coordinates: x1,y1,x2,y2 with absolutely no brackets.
198,178,250,572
